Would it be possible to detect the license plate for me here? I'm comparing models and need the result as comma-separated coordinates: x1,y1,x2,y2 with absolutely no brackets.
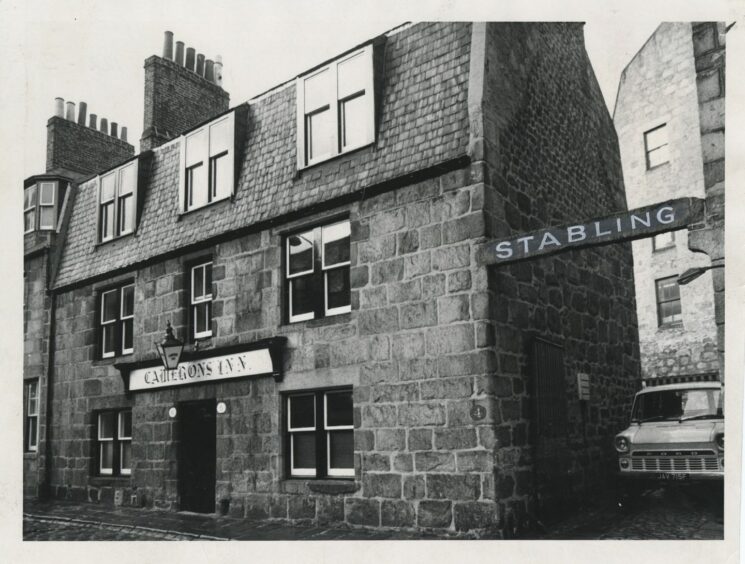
656,472,689,481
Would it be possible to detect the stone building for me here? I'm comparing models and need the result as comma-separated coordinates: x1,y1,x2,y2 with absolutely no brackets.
23,22,640,536
614,22,726,383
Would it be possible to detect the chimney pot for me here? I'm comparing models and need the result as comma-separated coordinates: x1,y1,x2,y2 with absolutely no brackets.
196,54,205,76
214,55,223,87
205,59,214,82
100,118,108,135
54,97,65,118
78,101,88,126
121,126,128,142
65,101,76,121
175,41,185,66
163,31,174,59
186,47,195,71
111,122,118,138
89,113,97,129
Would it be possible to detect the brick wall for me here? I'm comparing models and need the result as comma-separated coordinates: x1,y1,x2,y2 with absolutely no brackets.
614,22,721,381
46,117,134,177
140,56,230,151
480,23,641,525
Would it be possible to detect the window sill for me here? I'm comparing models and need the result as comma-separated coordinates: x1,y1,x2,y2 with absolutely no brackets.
658,322,684,331
295,142,375,177
89,476,132,487
283,311,352,330
92,353,134,367
646,162,671,173
652,246,675,253
95,232,135,249
281,478,358,495
177,194,233,219
24,451,38,458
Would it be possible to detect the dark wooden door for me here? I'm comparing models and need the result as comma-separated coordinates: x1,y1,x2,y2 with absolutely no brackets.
178,399,216,513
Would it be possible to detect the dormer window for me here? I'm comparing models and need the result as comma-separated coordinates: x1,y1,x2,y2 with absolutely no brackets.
179,111,235,212
296,44,375,169
98,160,138,243
23,179,68,234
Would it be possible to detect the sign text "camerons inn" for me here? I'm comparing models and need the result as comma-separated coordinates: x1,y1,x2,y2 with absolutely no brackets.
478,198,704,266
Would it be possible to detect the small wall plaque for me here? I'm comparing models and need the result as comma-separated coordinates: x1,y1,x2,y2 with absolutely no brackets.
168,407,177,418
470,404,487,420
217,401,227,414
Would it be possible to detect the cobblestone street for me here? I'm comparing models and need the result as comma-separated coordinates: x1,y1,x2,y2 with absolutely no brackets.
530,483,724,540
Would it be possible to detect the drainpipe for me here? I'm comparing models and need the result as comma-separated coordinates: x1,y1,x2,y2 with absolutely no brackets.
41,290,57,500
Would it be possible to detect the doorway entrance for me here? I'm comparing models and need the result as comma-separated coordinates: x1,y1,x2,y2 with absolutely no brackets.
178,399,216,513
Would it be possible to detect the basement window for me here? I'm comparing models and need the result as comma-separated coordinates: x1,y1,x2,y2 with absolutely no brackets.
285,388,354,479
179,111,235,212
296,45,375,169
98,160,138,242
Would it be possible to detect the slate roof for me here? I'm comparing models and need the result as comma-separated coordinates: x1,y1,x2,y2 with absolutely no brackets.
53,22,472,289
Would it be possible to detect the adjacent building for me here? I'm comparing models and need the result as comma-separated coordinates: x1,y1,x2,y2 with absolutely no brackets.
614,22,726,384
24,22,641,536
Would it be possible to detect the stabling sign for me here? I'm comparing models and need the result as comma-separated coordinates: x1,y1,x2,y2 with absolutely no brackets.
128,348,274,391
479,198,704,266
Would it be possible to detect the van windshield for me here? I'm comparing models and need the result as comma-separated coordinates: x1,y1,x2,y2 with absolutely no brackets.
631,388,723,422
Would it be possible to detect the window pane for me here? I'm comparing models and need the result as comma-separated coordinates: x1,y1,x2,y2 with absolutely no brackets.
304,68,331,112
205,263,212,296
101,202,115,240
187,164,208,209
657,279,680,301
288,231,314,275
307,109,334,161
648,145,669,168
211,153,231,200
645,125,668,150
24,185,37,209
39,182,55,205
28,418,38,449
326,268,350,311
326,391,353,427
660,300,682,324
39,206,55,229
328,430,354,469
99,412,116,439
119,163,136,195
337,50,368,99
100,442,114,471
121,285,134,318
289,395,315,429
185,129,207,167
322,221,350,267
120,442,131,472
119,194,133,233
654,231,674,250
119,411,132,438
29,396,38,416
101,173,116,202
209,118,231,156
102,291,118,322
192,265,205,301
195,302,210,335
102,325,116,355
341,94,369,149
28,380,38,402
290,277,315,319
292,433,316,470
122,318,133,352
24,211,35,232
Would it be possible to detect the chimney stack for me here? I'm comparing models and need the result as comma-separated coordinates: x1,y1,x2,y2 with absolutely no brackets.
205,59,214,82
89,114,97,129
110,122,118,138
54,98,65,118
77,101,87,126
163,31,174,59
100,118,108,135
121,126,128,142
214,55,223,86
196,54,205,76
186,47,195,71
175,41,185,66
65,101,76,121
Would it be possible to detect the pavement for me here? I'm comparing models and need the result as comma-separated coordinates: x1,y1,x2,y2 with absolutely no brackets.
23,498,443,541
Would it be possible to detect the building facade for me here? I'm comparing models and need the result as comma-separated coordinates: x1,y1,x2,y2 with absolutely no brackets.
614,22,725,383
24,22,641,536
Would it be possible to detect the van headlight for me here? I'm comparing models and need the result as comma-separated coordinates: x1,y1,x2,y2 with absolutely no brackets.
615,436,630,453
715,433,724,451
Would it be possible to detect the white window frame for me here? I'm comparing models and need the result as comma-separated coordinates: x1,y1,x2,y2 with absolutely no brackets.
644,123,670,170
296,45,375,169
286,230,316,323
25,380,39,452
191,261,213,339
118,411,132,476
120,284,135,355
287,394,317,477
23,185,37,234
321,221,352,317
179,111,235,213
100,289,118,359
38,182,57,230
324,391,354,477
97,412,115,475
97,160,138,243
